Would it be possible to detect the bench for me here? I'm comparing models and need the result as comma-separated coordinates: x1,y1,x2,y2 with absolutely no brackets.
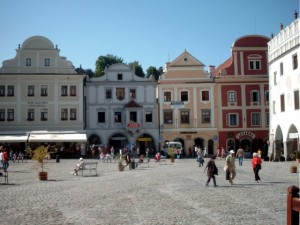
0,167,8,184
137,157,150,168
158,156,167,165
79,162,98,176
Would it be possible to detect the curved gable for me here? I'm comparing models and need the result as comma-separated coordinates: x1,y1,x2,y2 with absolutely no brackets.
22,36,54,49
233,35,270,48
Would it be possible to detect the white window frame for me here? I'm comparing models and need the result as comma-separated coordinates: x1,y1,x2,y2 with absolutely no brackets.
226,113,239,127
251,112,261,126
26,58,31,66
70,108,77,120
7,109,14,121
27,85,35,97
40,108,48,121
27,109,35,121
41,85,48,97
44,58,50,67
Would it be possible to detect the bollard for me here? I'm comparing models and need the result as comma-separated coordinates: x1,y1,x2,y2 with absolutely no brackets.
56,155,60,163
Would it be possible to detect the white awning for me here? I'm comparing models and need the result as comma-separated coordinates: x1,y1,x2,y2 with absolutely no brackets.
0,134,29,142
28,133,87,142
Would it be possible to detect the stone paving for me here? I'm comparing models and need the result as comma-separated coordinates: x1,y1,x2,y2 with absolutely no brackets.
0,157,299,225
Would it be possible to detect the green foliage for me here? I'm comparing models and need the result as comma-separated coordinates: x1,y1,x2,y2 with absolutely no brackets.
128,61,145,78
146,66,163,81
95,54,123,77
30,146,49,172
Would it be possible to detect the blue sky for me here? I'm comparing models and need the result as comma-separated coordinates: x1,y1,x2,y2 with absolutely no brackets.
0,0,299,72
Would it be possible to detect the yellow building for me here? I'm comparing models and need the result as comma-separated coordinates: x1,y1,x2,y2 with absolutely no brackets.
158,50,218,156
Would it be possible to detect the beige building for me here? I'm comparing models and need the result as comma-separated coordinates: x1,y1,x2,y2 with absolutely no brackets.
0,36,86,155
158,51,218,156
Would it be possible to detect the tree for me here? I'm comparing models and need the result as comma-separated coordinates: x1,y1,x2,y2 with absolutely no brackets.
75,67,95,77
128,61,145,78
95,54,123,77
146,66,164,81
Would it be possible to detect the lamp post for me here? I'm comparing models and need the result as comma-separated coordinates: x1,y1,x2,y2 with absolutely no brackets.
269,133,274,161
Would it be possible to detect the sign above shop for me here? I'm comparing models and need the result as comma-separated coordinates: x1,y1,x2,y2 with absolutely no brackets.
236,131,256,140
127,122,140,128
171,101,184,109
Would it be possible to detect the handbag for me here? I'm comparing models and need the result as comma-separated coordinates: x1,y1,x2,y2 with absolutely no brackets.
256,164,261,170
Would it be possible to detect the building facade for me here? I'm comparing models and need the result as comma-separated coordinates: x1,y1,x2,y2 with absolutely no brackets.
158,51,218,156
214,35,270,158
86,63,158,155
0,36,86,156
268,18,300,160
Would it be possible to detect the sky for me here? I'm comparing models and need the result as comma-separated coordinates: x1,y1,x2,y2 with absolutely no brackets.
0,0,299,72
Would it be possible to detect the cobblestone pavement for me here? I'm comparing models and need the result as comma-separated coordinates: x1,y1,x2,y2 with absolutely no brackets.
0,157,299,225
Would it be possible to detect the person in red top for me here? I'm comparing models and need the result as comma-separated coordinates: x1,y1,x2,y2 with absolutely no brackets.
252,152,262,182
2,148,9,172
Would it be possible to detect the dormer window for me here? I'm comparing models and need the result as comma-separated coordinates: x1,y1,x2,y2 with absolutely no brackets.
26,58,31,66
44,58,50,67
117,74,123,80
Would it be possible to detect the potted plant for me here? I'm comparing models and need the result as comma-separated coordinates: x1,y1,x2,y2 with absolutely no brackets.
116,153,125,171
29,146,49,180
289,151,298,173
167,148,176,163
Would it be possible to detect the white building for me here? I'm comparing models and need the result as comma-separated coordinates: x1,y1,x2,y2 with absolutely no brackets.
86,63,158,155
268,17,300,160
0,36,86,156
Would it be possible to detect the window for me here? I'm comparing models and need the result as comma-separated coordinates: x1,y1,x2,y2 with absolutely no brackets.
98,112,105,123
105,89,112,99
130,111,137,122
27,85,35,96
181,91,188,101
0,85,4,96
265,91,269,103
249,60,261,70
61,86,68,96
7,109,14,121
273,101,276,114
201,109,211,123
202,90,209,101
44,58,50,67
26,58,31,66
116,88,125,100
61,108,68,120
163,110,173,124
293,54,298,70
27,109,35,121
180,110,189,124
280,94,285,112
129,89,136,99
226,113,238,126
70,85,76,96
294,90,299,110
0,109,5,121
70,108,77,120
274,72,277,85
228,91,236,102
114,112,122,123
251,113,261,126
145,111,153,123
7,85,14,96
117,74,123,80
41,85,48,97
41,109,48,121
251,91,260,103
164,92,171,102
266,112,269,126
280,62,283,76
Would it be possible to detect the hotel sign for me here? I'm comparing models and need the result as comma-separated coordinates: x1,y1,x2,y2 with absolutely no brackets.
171,101,184,109
236,131,256,140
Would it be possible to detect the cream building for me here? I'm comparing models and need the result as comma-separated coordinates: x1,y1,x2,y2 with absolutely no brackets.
0,36,86,155
268,17,300,160
158,51,218,156
86,63,158,155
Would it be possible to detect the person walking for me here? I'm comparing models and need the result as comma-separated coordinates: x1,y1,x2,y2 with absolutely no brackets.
204,156,218,187
252,152,262,182
197,147,204,167
225,150,236,185
236,147,245,166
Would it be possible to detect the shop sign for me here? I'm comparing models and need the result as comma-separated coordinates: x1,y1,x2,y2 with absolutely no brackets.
138,137,152,142
127,122,140,128
236,131,256,140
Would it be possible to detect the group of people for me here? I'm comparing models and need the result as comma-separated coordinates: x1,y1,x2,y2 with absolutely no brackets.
203,148,262,187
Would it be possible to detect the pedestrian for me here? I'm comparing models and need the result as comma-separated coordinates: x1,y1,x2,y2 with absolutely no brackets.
236,147,245,166
257,149,262,158
252,152,262,182
197,147,204,167
73,157,84,175
216,147,221,159
225,150,236,185
221,147,226,159
204,156,218,187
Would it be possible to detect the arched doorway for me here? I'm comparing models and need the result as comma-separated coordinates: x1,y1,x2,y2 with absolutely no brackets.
240,139,251,158
88,134,101,145
137,134,156,156
287,124,299,160
109,133,128,151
